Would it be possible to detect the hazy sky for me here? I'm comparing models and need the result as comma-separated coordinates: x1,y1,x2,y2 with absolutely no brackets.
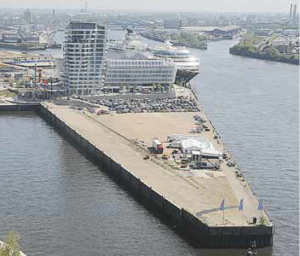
2,0,298,13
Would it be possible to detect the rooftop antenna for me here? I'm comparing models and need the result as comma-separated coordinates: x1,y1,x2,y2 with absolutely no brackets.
85,1,88,12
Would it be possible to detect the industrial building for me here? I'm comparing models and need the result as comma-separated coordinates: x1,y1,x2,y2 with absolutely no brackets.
289,3,298,20
64,21,107,95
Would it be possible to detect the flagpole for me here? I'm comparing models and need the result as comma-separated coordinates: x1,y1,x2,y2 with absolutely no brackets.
238,198,244,226
258,199,263,224
220,199,225,225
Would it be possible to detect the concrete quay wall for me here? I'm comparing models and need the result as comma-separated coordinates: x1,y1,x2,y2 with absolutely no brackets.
38,104,274,248
0,103,40,111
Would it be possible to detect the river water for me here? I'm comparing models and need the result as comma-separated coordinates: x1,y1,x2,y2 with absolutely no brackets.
0,31,298,256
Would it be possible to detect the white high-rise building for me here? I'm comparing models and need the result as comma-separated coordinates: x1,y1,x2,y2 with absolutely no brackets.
64,21,107,95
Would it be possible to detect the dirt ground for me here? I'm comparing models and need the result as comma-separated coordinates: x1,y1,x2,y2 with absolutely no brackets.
94,112,201,145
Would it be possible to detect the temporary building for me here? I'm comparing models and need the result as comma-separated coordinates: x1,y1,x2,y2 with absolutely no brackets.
181,139,222,158
167,134,207,143
181,139,202,154
169,134,208,148
201,143,222,158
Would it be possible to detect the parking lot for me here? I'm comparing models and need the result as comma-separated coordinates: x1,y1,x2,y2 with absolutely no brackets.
83,96,200,114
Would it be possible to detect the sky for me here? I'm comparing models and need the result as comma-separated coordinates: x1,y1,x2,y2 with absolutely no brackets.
1,0,298,13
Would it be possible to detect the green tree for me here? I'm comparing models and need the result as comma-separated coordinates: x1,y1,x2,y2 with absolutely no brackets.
265,46,281,59
0,231,21,256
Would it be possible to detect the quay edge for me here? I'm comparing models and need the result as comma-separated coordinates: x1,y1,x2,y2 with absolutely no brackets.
35,102,274,249
0,102,40,111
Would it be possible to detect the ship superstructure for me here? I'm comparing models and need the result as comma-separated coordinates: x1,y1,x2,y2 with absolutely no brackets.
150,42,200,86
108,29,146,54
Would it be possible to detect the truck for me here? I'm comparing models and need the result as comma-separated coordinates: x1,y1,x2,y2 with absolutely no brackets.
152,139,163,154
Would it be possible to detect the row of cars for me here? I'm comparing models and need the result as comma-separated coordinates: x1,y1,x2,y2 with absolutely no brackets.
107,97,200,114
190,115,211,133
78,96,200,114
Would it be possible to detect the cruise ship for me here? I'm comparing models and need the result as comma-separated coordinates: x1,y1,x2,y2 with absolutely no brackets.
150,42,200,86
108,30,200,86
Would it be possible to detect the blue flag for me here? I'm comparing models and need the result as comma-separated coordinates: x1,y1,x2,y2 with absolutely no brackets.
239,199,244,211
220,199,225,211
258,199,263,211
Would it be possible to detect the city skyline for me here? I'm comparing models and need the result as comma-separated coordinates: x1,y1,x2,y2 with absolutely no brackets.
1,0,298,13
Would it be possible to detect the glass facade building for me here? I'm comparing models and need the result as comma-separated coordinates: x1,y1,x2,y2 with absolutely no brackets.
104,59,176,88
64,21,107,95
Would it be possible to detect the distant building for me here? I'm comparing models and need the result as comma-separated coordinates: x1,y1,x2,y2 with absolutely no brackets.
289,4,293,19
164,19,182,29
23,33,40,43
271,37,289,53
283,29,299,37
24,9,32,24
254,29,272,37
287,3,298,25
206,26,241,38
64,21,107,95
1,30,39,44
292,4,297,20
2,31,21,43
181,26,241,37
289,3,293,19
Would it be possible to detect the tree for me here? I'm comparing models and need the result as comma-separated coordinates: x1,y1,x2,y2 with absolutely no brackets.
265,46,281,59
0,231,21,256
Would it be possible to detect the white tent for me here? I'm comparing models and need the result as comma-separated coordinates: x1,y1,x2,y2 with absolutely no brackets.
201,143,222,158
181,139,222,157
181,139,202,154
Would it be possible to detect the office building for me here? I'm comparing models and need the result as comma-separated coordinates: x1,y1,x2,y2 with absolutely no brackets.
104,53,176,92
24,9,32,24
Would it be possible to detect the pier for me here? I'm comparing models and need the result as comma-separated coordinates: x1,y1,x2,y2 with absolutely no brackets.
35,96,274,248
